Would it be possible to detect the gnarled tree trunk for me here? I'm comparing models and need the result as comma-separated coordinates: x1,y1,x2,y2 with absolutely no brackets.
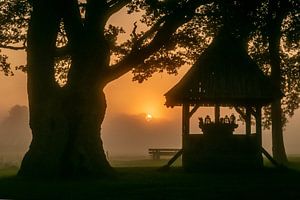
18,0,113,178
18,0,195,178
59,88,113,177
19,88,112,177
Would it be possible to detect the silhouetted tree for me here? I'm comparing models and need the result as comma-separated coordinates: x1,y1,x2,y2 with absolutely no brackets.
203,0,299,163
0,0,28,75
248,0,299,163
0,0,298,177
0,0,217,178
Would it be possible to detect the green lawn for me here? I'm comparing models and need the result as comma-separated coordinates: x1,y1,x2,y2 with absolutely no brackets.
0,158,300,199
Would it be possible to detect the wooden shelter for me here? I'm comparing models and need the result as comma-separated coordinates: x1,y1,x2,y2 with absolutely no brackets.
165,34,282,171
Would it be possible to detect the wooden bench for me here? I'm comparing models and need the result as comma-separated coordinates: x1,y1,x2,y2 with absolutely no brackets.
148,148,180,160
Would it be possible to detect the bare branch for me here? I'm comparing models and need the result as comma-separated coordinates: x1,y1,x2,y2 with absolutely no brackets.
131,16,167,50
132,21,138,40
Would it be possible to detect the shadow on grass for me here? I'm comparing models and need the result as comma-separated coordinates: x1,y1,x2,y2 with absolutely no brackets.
1,165,300,199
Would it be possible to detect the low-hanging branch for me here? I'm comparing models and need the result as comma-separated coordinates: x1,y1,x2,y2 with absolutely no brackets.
107,11,194,82
106,0,215,82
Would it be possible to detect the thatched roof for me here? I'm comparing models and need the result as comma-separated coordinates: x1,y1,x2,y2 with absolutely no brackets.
165,35,282,107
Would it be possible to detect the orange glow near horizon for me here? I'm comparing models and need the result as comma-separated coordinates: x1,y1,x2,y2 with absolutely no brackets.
103,64,190,122
145,113,153,122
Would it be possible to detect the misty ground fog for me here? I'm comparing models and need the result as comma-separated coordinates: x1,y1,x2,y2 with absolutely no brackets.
0,105,183,165
1,104,300,166
0,105,31,165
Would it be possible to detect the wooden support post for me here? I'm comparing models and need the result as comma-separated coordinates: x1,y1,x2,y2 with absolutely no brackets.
182,104,190,149
189,104,200,118
159,149,183,171
261,147,284,168
182,104,190,169
255,106,262,147
215,104,220,123
246,107,251,135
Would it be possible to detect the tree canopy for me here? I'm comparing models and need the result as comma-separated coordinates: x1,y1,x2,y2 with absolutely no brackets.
1,0,298,125
0,0,299,176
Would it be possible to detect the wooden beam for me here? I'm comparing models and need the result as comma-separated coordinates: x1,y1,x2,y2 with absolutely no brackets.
234,107,246,120
158,149,183,171
188,104,200,118
182,104,190,150
261,147,285,168
256,106,262,147
249,107,258,118
234,106,252,135
246,107,251,135
215,104,220,123
182,104,190,135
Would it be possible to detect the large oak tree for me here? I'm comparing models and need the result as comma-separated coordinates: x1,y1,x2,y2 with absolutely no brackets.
248,0,299,163
1,0,216,177
0,0,298,177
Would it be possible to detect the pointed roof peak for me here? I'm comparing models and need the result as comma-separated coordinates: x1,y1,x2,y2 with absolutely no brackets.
165,35,282,107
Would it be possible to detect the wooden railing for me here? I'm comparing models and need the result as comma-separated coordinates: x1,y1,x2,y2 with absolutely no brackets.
148,148,180,160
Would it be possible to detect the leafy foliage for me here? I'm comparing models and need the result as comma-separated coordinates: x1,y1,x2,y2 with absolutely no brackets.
0,52,12,76
247,0,300,128
124,1,221,82
0,0,299,125
0,0,30,75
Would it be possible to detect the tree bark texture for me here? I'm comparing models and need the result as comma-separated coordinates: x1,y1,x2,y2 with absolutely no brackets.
18,0,209,178
18,0,113,178
268,0,288,164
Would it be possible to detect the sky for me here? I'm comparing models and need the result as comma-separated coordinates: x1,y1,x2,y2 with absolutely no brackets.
0,8,299,159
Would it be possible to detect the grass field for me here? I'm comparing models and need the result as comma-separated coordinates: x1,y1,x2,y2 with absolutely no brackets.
0,157,300,199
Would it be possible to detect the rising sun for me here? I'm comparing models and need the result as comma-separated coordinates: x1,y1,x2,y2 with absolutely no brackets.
145,113,153,122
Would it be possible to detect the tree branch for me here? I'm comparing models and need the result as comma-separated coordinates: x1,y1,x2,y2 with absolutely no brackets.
0,44,26,50
85,0,108,28
106,13,191,82
107,26,180,81
235,106,257,119
55,45,71,57
61,0,84,54
106,0,131,17
234,107,246,120
105,0,214,82
131,16,167,50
